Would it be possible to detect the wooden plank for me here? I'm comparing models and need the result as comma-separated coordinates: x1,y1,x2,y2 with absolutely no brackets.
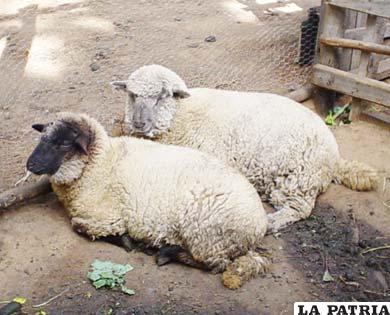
356,12,368,27
345,27,365,41
361,110,390,129
312,64,390,107
377,58,390,73
359,15,379,75
371,58,390,80
328,0,390,19
363,109,390,125
350,12,367,70
313,2,345,116
320,37,390,56
350,15,378,119
386,23,390,38
340,9,357,71
342,24,390,40
317,3,345,67
367,17,387,76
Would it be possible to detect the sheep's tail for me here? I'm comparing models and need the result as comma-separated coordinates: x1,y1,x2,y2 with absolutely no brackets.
222,251,271,290
333,158,378,191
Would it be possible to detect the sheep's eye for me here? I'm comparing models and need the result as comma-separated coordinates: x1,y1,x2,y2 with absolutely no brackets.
172,92,181,99
61,140,73,147
128,92,137,102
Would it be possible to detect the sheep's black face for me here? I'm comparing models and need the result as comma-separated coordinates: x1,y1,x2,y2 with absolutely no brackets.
27,121,88,175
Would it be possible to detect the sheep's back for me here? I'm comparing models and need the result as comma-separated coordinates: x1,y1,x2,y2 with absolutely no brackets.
174,89,340,196
112,137,267,247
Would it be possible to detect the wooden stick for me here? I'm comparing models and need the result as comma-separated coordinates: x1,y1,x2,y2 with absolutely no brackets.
0,177,52,210
320,37,390,56
32,288,69,308
361,245,390,255
364,289,390,297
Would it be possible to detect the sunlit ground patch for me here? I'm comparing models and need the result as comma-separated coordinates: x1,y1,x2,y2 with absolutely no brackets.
0,0,83,16
24,34,64,78
71,16,114,33
0,36,7,60
222,0,259,23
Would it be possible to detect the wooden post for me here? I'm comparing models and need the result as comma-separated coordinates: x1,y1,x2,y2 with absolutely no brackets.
340,9,357,71
313,2,345,116
350,14,378,120
368,17,388,80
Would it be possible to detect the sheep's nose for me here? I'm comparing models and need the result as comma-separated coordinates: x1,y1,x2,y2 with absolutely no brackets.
26,160,35,172
26,159,43,174
133,121,146,130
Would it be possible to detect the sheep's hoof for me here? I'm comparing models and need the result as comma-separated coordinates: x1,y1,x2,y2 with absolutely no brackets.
121,234,137,252
156,245,209,270
222,270,242,290
156,255,171,266
156,245,183,266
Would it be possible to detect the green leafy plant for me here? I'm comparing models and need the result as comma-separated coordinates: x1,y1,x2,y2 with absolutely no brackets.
87,260,135,295
324,104,351,126
325,111,335,126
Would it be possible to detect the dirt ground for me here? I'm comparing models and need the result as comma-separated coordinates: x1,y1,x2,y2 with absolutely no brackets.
0,0,389,314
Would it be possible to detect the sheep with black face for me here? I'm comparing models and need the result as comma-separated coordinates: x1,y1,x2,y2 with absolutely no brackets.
111,64,378,233
27,112,270,289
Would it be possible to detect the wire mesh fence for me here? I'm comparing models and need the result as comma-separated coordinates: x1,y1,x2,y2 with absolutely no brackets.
0,0,321,188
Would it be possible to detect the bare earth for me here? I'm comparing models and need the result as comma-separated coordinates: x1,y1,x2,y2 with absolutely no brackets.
0,0,389,314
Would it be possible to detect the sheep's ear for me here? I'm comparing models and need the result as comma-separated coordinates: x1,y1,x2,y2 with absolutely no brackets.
73,125,91,155
75,133,89,155
32,124,46,133
172,87,190,99
110,80,127,91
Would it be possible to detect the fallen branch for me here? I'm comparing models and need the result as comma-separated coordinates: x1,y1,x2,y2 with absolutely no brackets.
361,245,390,255
0,177,52,210
32,288,69,308
363,289,390,297
339,276,360,287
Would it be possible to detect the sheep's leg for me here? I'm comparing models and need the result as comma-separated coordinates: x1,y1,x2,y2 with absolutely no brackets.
102,234,136,251
222,250,271,289
267,194,316,234
102,234,156,255
120,233,137,252
156,245,208,270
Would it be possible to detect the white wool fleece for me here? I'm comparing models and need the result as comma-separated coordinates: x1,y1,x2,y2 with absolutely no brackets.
116,65,378,233
50,113,270,288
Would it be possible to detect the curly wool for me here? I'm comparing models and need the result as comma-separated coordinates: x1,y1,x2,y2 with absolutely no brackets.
49,113,270,289
120,65,378,232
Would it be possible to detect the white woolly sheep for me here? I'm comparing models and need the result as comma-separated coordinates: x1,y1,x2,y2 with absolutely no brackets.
26,112,270,289
111,64,378,233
